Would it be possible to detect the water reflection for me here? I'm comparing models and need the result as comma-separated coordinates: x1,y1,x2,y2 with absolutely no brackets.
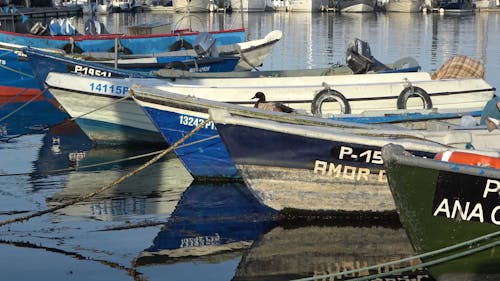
234,221,435,281
135,181,278,266
29,121,192,221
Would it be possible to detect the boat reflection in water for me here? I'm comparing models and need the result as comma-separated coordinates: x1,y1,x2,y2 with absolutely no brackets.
31,121,193,221
134,182,279,266
0,94,69,141
233,221,436,281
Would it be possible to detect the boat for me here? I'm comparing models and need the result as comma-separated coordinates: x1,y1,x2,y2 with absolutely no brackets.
381,143,500,280
229,0,267,11
335,0,376,12
437,0,474,12
138,55,491,117
384,0,422,12
81,29,283,72
207,105,499,213
129,83,498,181
0,21,245,55
40,38,425,145
172,0,212,12
134,181,278,266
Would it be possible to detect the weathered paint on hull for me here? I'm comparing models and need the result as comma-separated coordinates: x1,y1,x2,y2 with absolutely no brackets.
383,147,500,280
215,123,435,212
140,105,241,179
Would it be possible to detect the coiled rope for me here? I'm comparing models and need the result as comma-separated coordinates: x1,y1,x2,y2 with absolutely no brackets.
0,117,211,227
293,229,500,281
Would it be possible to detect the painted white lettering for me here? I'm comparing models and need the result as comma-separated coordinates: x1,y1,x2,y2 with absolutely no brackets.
433,199,451,218
451,200,470,221
492,206,500,225
483,179,500,198
339,146,353,159
467,203,484,223
74,65,83,72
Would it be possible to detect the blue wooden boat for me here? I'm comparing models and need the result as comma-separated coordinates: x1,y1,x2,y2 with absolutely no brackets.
135,181,278,266
130,85,495,181
0,27,245,55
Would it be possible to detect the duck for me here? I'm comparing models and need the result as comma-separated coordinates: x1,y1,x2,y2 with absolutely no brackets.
251,92,296,113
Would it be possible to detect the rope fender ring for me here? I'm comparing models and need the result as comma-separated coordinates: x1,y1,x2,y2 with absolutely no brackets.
108,45,133,55
169,39,193,52
397,86,433,110
311,89,351,116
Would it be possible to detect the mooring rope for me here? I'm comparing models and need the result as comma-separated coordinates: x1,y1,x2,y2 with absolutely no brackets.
0,87,31,111
0,134,219,177
293,229,500,281
0,118,211,227
0,90,45,123
67,94,131,121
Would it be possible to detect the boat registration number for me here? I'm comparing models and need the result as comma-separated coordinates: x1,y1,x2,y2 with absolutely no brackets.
89,82,129,96
179,115,216,130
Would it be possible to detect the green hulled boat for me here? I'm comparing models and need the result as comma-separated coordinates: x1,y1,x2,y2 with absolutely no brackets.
382,144,500,280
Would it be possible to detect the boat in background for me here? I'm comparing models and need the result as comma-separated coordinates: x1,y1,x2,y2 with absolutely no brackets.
229,0,267,11
382,144,500,280
437,0,474,12
335,0,376,12
0,20,245,55
384,0,422,11
172,0,211,12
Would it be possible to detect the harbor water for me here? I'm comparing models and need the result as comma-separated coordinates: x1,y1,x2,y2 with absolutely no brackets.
1,10,499,281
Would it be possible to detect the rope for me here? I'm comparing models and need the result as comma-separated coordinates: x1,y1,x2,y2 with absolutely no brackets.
0,87,31,111
0,134,220,177
0,118,211,228
67,94,131,121
0,90,45,123
293,229,500,281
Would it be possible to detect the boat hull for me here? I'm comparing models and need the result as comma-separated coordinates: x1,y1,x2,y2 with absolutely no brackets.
0,29,245,55
382,144,500,280
47,86,164,145
137,100,240,179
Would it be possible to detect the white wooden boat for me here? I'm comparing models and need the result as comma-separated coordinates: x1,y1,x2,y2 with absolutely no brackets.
207,104,500,213
173,0,211,12
229,0,267,11
43,52,493,144
81,30,283,71
336,0,376,12
385,0,422,12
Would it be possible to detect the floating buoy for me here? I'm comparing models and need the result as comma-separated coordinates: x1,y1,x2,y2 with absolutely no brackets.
435,150,500,168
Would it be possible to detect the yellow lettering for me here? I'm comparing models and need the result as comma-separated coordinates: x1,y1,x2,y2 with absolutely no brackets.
377,170,387,182
313,160,327,175
343,165,356,180
357,168,370,181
